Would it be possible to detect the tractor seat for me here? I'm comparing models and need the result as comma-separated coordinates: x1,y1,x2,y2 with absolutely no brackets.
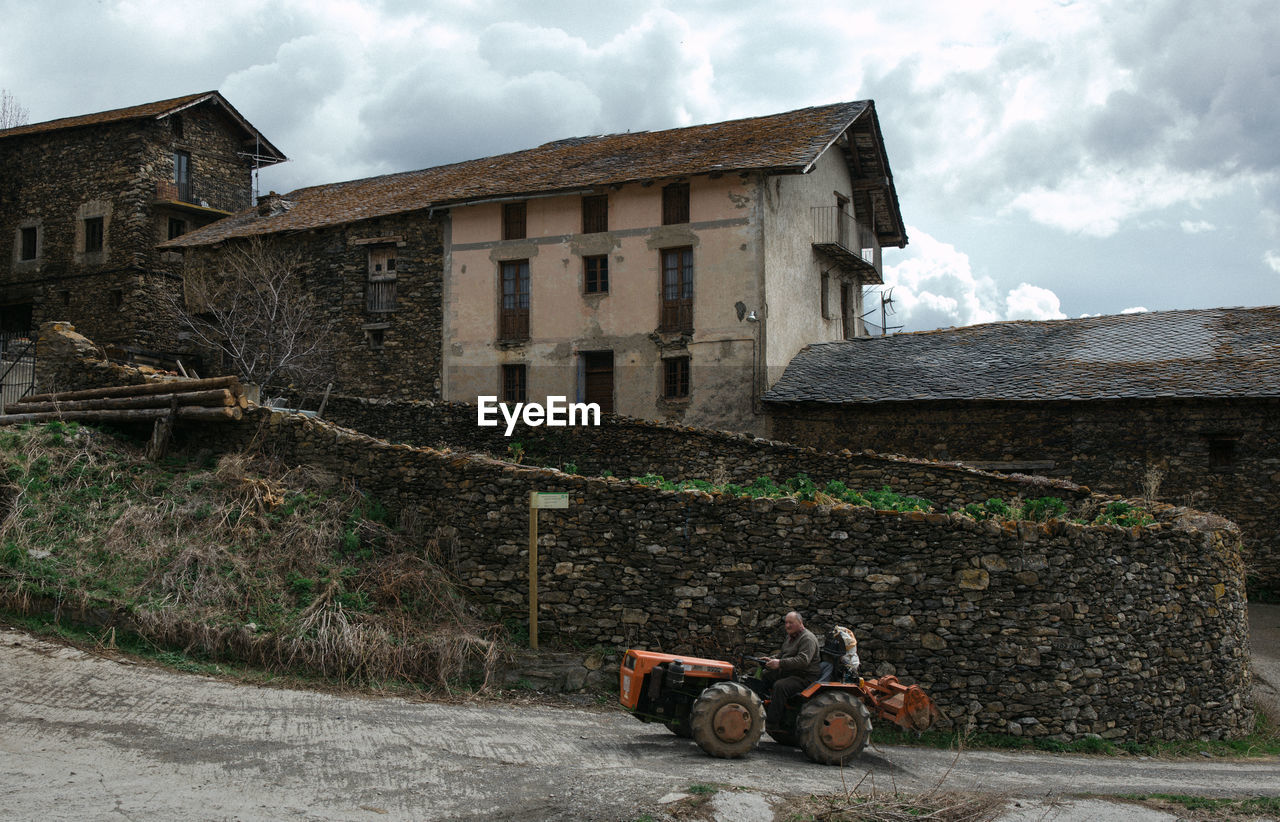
814,660,834,684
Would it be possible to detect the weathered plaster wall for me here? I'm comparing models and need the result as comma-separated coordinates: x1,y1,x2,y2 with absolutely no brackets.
443,176,765,433
768,398,1280,588
762,148,857,381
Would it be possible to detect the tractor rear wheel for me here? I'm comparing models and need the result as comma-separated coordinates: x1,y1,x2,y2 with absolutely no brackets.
689,681,764,759
796,691,872,765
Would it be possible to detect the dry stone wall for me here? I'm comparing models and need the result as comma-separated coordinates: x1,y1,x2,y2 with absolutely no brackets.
769,398,1280,589
183,408,1253,742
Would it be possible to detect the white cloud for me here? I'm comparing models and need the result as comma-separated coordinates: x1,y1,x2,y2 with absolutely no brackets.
883,227,1071,331
1265,251,1280,274
1005,283,1066,320
1180,219,1216,234
1120,306,1149,314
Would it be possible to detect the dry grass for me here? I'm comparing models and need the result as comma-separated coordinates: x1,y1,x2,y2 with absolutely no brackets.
0,421,500,691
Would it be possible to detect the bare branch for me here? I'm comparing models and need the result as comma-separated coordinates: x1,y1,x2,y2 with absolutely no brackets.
0,89,29,129
162,237,336,401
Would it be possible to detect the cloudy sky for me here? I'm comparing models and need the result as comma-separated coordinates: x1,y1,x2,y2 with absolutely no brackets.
3,0,1277,332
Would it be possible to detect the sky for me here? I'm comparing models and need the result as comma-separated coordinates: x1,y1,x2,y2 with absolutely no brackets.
3,0,1278,333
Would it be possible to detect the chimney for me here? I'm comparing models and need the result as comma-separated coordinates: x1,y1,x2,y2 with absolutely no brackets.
257,191,282,217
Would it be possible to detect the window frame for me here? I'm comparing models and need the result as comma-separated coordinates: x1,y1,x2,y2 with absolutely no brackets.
662,182,690,225
173,150,192,203
502,201,527,241
167,217,188,241
659,246,694,332
18,226,38,261
662,356,690,399
502,363,528,404
582,195,608,233
499,259,531,341
366,245,399,313
83,216,104,253
583,254,609,295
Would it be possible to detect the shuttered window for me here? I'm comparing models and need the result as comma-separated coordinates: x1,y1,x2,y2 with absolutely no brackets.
582,195,608,233
500,260,530,340
662,182,689,225
503,202,526,240
367,246,398,312
659,247,693,332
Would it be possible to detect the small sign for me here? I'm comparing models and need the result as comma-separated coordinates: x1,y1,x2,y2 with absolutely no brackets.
531,492,569,509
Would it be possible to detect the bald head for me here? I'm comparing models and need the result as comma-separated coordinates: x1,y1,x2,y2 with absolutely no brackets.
784,611,804,636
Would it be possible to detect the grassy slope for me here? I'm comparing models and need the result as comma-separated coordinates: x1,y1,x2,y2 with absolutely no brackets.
0,421,497,689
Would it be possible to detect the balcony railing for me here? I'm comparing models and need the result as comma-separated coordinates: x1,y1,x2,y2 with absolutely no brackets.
811,206,882,282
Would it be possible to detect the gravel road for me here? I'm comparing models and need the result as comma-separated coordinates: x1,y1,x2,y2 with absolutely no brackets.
3,623,1279,822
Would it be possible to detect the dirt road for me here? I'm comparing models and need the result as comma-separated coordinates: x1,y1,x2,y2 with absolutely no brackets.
2,627,1278,821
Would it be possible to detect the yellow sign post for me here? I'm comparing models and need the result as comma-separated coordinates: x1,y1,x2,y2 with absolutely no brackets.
528,492,569,650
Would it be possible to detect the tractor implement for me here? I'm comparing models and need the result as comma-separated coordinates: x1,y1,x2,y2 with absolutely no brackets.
858,675,941,732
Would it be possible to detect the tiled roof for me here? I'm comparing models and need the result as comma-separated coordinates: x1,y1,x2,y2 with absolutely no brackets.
764,307,1280,404
164,100,886,248
0,91,285,162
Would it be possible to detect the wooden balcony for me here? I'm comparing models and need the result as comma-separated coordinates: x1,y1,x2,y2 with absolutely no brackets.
811,206,882,283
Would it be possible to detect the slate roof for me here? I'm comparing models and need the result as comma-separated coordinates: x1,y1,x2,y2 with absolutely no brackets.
0,91,285,163
163,100,898,248
764,307,1280,404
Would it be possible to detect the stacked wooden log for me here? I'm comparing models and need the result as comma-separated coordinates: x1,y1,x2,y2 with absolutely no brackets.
0,376,248,426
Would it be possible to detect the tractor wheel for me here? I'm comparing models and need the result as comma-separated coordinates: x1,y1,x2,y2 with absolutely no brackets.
766,727,796,746
689,681,764,759
796,691,872,765
663,719,692,738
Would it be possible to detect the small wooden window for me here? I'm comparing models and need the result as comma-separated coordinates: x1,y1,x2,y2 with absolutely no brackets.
584,255,609,294
60,291,70,306
582,195,608,233
503,202,526,240
84,217,104,253
367,247,398,312
19,227,37,260
167,217,187,240
366,328,385,350
503,364,527,404
500,260,530,340
662,182,689,225
109,289,123,309
663,357,690,399
173,151,191,202
582,351,614,414
171,113,184,138
659,247,693,332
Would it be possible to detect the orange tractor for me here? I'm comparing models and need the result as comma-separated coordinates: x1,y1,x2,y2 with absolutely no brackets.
619,631,940,764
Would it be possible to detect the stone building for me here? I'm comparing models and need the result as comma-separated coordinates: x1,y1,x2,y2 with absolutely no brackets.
0,91,284,361
165,101,907,428
764,306,1280,588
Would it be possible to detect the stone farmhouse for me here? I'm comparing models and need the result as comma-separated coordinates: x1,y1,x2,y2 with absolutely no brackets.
0,92,285,362
164,100,906,433
764,306,1280,587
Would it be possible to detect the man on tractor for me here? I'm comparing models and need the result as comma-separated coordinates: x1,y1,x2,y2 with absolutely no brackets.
761,611,821,732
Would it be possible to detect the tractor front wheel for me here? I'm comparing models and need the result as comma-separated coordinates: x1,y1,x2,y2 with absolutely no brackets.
796,691,872,765
689,681,764,759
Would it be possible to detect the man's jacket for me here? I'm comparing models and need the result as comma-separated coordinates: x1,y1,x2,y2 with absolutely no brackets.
775,628,822,680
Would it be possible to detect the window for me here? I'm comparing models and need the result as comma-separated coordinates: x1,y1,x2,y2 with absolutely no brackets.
1208,437,1238,469
503,364,527,403
584,255,609,294
581,351,614,414
60,291,70,306
503,202,526,240
19,226,37,261
499,260,530,340
109,289,123,309
582,195,608,233
366,328,386,350
167,217,188,240
367,246,398,312
83,217,104,253
173,151,192,202
659,247,693,332
663,357,690,399
171,113,184,139
820,272,830,319
662,182,689,225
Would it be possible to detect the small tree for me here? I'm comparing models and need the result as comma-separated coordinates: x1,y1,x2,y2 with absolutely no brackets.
0,89,29,129
171,238,335,402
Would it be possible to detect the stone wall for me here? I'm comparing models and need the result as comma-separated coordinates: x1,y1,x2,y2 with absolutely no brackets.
308,395,1093,514
179,210,444,400
768,398,1280,589
179,407,1252,742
